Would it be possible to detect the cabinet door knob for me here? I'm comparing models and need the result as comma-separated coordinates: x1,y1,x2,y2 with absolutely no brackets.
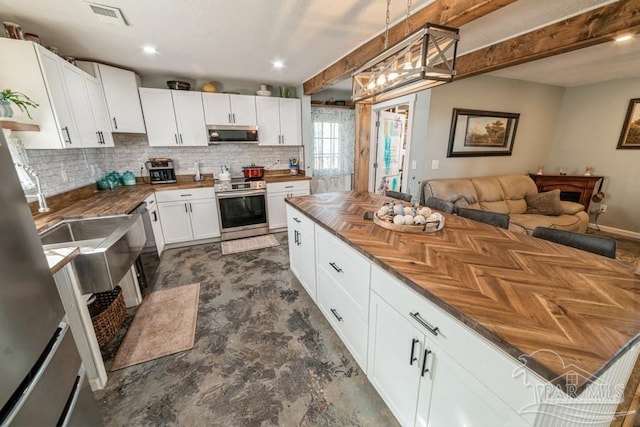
410,312,440,336
409,338,419,366
329,262,343,273
421,349,433,377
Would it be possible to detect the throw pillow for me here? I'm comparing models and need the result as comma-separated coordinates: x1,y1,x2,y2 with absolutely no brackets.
525,189,563,216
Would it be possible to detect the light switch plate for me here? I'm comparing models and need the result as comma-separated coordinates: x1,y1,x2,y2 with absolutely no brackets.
431,160,439,170
411,160,417,170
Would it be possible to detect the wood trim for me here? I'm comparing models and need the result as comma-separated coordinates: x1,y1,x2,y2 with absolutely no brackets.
0,120,40,132
354,103,372,192
302,0,517,95
455,0,640,79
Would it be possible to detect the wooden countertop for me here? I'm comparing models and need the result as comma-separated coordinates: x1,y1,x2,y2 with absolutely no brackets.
286,191,640,392
33,178,215,232
264,170,312,183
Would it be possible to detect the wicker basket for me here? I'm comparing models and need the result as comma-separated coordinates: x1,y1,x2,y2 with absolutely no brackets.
88,286,125,348
373,213,445,233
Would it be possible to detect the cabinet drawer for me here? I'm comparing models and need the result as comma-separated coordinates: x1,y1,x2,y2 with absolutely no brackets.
286,204,314,236
317,267,368,372
267,180,310,194
155,187,215,202
316,227,370,320
370,263,542,416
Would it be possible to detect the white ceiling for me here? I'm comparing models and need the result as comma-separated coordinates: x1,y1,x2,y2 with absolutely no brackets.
0,0,635,91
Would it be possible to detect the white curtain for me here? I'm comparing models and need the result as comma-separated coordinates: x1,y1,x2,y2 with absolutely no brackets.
310,106,354,193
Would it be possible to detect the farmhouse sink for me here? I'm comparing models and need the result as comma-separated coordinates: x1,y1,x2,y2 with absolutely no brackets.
40,214,146,294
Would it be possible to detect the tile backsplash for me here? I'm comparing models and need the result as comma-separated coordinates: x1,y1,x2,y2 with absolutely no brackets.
24,134,301,196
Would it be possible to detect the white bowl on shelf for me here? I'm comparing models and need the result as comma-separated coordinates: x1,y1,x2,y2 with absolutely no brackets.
256,90,271,96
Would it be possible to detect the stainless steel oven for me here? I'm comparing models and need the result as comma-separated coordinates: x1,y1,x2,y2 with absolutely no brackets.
215,178,268,241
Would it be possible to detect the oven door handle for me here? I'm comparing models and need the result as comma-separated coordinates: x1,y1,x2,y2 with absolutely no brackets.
216,190,266,199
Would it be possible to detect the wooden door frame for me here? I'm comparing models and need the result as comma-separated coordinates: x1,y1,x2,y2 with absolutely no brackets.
369,94,416,193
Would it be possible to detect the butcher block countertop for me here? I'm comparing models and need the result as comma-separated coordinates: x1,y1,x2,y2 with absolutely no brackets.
286,191,640,392
33,177,215,232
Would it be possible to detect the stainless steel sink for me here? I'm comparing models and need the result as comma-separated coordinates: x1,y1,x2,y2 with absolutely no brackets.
40,214,146,294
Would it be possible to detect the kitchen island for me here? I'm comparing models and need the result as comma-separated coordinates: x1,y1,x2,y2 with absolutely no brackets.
286,191,640,426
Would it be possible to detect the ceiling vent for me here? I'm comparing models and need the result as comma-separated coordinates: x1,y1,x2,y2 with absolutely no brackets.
86,2,128,26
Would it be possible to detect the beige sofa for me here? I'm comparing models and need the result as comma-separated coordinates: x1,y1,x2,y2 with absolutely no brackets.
421,174,589,234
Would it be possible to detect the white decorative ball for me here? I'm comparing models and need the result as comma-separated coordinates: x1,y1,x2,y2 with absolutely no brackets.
394,205,405,215
403,214,414,225
413,215,426,225
377,207,388,218
393,215,405,225
418,207,432,217
428,212,443,223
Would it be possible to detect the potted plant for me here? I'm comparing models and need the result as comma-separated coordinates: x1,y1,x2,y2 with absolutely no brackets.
0,89,39,119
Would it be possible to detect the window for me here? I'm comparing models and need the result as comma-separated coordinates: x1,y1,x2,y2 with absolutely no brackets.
311,107,354,177
313,121,341,172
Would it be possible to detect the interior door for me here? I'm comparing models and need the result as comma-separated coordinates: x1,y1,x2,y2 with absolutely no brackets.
374,110,406,194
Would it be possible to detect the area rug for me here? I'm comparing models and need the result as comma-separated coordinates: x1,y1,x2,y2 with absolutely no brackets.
110,283,200,371
221,234,280,255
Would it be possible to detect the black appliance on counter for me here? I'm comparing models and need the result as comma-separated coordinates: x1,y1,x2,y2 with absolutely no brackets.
146,158,177,184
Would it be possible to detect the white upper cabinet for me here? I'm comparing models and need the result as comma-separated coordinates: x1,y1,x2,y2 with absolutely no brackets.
84,77,114,147
77,61,146,133
61,62,100,147
256,97,301,146
139,88,207,147
202,93,256,126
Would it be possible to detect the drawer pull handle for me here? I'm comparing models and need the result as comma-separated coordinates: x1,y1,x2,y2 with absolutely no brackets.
421,348,433,377
330,308,343,322
152,211,158,222
180,194,192,197
285,185,294,189
329,262,343,273
293,217,301,223
112,117,118,129
410,312,439,336
409,338,419,366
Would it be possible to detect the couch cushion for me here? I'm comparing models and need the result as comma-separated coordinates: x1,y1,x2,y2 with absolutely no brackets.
471,177,510,214
525,190,563,216
424,179,478,204
561,201,585,215
497,175,539,214
510,213,584,233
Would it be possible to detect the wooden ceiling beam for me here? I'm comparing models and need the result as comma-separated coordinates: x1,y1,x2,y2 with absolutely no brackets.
302,0,517,95
455,0,640,79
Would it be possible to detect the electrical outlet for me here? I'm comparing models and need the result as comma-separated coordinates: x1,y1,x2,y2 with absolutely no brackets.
431,160,439,170
139,163,146,170
599,204,608,213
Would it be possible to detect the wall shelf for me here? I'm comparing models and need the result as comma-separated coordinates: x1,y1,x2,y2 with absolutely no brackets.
0,120,41,132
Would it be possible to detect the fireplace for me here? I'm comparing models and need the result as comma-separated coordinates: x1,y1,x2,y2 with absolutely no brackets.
528,174,603,208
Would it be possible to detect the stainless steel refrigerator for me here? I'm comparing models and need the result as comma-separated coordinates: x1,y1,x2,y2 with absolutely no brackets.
0,130,103,426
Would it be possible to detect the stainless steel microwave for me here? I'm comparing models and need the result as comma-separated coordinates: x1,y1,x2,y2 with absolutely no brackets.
207,125,258,144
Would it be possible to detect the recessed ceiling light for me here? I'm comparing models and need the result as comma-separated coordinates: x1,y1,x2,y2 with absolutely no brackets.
272,60,284,69
615,34,633,43
143,46,157,54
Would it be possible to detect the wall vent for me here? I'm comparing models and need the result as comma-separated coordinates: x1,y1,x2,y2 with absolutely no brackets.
86,2,128,26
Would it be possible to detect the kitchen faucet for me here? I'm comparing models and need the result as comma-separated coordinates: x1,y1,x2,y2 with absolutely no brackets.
16,163,50,212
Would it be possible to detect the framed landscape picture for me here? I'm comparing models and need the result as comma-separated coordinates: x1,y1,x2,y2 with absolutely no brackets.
617,98,640,149
447,108,520,157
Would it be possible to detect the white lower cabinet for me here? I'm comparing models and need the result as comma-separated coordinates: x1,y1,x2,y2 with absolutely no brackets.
267,180,310,230
286,205,316,301
156,188,220,244
144,193,165,255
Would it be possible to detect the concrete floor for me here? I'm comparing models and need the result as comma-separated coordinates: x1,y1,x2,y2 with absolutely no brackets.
94,232,397,426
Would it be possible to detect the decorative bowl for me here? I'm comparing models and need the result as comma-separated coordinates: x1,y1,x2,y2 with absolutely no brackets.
256,90,272,96
167,80,191,90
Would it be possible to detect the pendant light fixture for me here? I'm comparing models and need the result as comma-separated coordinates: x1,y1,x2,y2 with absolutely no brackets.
352,0,459,103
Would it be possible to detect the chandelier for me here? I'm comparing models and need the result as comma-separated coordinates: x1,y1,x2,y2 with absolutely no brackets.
352,0,459,103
